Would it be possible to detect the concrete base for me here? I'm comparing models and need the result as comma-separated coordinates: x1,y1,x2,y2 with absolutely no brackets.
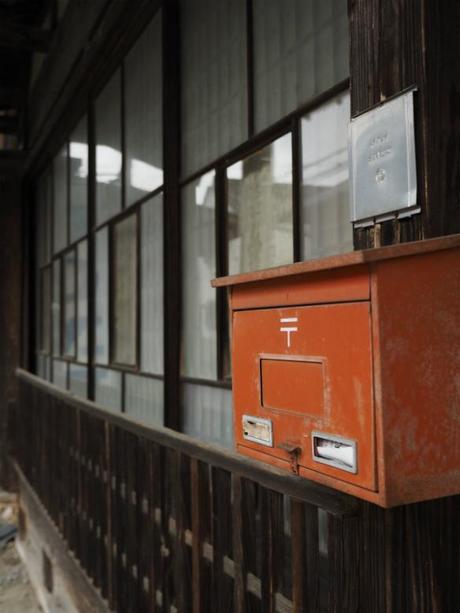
15,465,108,613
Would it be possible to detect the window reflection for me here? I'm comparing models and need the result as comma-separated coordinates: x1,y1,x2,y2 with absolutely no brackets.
96,145,122,184
69,116,88,242
129,159,163,194
125,14,163,205
301,92,352,260
227,133,293,275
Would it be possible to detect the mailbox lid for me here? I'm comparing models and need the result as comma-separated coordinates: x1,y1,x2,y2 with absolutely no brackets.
233,301,376,491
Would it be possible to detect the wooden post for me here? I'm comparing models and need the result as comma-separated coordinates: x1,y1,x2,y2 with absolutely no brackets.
347,1,460,609
350,0,460,249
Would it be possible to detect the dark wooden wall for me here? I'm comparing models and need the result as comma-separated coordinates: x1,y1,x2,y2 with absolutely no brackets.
348,1,460,609
0,178,22,488
350,0,460,248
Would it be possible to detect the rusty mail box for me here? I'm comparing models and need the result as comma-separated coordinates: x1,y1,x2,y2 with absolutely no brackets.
212,235,460,507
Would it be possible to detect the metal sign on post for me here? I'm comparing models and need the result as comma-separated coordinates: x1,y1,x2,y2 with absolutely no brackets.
349,89,418,224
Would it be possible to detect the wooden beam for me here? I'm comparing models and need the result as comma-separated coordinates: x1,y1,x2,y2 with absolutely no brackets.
0,23,51,52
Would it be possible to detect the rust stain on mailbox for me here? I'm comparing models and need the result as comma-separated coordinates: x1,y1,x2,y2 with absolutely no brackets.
212,235,460,507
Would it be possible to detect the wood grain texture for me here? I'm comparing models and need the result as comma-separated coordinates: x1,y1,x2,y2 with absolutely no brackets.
349,0,460,247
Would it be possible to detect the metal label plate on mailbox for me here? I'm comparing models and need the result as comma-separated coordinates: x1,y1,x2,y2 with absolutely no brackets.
349,89,417,223
242,415,273,447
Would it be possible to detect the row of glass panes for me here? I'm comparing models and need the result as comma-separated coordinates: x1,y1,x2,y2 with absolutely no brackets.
95,194,164,373
180,0,349,177
39,194,163,373
182,91,351,381
34,12,163,267
95,15,163,226
36,356,164,428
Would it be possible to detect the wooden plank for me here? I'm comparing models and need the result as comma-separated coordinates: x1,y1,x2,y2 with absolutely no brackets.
232,474,247,613
191,458,209,613
291,500,307,612
211,467,234,613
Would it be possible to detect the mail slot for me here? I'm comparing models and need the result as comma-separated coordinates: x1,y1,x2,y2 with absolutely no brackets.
212,235,460,507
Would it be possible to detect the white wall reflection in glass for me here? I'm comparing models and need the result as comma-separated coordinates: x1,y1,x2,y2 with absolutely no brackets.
125,13,163,204
227,133,293,275
301,92,352,260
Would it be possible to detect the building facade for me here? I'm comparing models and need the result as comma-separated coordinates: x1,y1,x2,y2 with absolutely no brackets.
1,0,460,610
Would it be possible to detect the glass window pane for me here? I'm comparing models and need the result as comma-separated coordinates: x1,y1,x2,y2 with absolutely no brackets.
37,354,51,381
301,92,352,259
125,374,163,426
69,116,88,242
77,240,88,362
69,364,87,398
52,259,61,355
64,250,76,356
95,367,122,411
52,359,67,389
95,228,109,364
41,267,51,353
113,215,137,365
141,194,163,374
181,172,217,379
227,134,293,274
53,144,68,253
253,0,349,132
182,383,233,448
125,14,163,205
95,70,122,225
37,171,52,266
181,0,247,177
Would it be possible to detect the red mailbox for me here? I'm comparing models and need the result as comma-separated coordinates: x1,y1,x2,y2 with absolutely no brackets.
212,235,460,507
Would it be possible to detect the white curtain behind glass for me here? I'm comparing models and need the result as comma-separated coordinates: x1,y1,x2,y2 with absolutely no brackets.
125,375,163,426
53,145,68,253
181,0,247,177
69,364,87,399
77,240,88,362
95,367,122,411
182,384,233,449
95,228,109,364
181,172,217,379
125,13,163,205
141,194,164,374
253,0,349,132
95,71,122,225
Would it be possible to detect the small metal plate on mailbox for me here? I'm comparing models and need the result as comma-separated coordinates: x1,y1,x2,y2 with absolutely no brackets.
242,415,273,447
349,89,417,223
